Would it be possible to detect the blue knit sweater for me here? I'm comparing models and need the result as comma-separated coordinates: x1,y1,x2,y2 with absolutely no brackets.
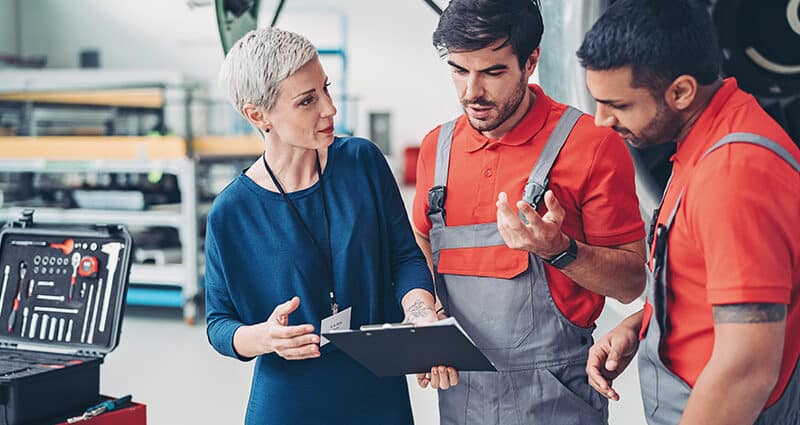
205,137,433,425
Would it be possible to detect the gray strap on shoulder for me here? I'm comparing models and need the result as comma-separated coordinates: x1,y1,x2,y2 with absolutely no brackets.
433,119,458,187
664,132,800,230
701,132,800,172
522,106,583,207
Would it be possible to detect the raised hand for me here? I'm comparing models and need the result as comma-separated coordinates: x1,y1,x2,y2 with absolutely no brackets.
496,190,570,258
235,296,320,360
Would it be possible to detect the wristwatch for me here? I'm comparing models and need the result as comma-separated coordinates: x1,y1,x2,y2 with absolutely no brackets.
544,236,578,269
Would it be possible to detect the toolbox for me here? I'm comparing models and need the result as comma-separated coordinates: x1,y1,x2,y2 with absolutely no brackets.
0,210,133,425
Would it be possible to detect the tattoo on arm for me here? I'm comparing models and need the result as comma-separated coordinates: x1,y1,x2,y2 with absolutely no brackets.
713,303,787,324
407,298,432,319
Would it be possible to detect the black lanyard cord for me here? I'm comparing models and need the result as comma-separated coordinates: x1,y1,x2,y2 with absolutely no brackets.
262,150,338,314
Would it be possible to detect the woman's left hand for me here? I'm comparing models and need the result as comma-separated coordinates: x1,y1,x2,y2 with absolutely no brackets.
417,365,459,390
401,289,460,390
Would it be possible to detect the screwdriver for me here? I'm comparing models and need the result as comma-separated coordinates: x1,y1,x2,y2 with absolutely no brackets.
69,253,80,301
7,262,27,333
67,395,133,423
11,240,47,247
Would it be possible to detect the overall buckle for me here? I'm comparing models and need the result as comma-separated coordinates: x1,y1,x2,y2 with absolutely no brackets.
523,179,548,208
427,185,447,218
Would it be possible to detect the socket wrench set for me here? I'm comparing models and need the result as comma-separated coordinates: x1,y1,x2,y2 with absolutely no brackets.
0,210,132,425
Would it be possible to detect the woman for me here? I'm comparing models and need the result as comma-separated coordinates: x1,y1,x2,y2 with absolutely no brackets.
205,27,440,424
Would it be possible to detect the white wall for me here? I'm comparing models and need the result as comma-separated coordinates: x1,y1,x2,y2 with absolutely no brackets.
17,0,461,153
0,0,18,55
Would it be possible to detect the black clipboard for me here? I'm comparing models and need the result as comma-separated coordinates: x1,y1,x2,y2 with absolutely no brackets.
322,319,496,377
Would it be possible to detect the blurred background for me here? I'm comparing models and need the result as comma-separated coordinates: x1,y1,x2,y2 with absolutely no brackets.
0,0,797,423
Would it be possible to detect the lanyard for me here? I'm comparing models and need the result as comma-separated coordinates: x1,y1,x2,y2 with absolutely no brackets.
262,150,338,315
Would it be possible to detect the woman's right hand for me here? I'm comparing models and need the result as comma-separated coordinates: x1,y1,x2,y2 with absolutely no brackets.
233,296,320,360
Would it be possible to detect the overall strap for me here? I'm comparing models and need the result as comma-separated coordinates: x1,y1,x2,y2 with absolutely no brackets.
521,106,583,208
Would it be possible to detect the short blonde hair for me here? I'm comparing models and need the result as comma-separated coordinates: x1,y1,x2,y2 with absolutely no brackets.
219,27,318,113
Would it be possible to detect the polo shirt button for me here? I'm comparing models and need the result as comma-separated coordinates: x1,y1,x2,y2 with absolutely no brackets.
484,169,493,177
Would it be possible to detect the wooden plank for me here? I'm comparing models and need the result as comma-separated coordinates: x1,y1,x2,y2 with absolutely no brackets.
0,136,187,160
192,136,263,158
0,88,165,108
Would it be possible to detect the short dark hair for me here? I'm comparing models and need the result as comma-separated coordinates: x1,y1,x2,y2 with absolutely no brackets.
576,0,721,91
433,0,544,69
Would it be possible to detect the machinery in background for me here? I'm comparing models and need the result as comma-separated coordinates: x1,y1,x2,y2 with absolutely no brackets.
713,0,800,142
536,0,800,219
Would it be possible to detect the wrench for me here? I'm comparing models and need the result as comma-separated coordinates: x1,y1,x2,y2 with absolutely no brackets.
69,253,80,301
0,265,9,317
99,242,123,332
81,284,94,343
20,307,29,337
88,279,102,344
8,262,28,333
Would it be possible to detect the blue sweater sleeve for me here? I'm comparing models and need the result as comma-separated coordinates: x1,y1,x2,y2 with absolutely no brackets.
370,143,434,304
204,214,253,362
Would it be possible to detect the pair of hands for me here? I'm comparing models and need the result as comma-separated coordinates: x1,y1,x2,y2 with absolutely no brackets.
500,190,642,401
412,190,568,390
249,296,460,384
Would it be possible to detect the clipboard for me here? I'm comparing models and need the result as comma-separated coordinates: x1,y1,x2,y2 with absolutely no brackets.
322,318,496,377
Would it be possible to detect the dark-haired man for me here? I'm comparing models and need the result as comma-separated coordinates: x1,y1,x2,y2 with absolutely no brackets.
411,0,647,423
578,1,800,424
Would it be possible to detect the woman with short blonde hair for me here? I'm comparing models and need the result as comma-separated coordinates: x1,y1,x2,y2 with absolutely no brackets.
206,27,439,424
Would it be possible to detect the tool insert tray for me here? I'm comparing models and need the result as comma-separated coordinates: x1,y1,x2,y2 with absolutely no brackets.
0,210,132,425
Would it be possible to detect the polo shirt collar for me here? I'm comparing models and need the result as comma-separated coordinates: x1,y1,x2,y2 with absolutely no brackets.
673,78,739,164
463,84,550,152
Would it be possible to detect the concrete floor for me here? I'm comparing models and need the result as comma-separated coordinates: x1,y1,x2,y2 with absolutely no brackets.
101,183,647,424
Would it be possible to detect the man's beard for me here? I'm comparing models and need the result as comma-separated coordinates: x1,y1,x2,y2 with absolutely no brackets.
463,76,527,133
618,100,681,148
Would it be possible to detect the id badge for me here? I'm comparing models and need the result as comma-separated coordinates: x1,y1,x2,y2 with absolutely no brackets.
320,306,352,347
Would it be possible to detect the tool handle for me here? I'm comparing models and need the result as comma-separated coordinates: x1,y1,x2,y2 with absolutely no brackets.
84,395,132,417
7,307,17,332
104,394,132,411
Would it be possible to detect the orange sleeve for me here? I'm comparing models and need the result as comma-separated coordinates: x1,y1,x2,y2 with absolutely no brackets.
580,132,646,246
687,145,799,305
411,127,441,237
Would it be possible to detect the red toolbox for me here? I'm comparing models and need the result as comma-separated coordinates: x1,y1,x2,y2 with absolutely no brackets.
55,396,146,425
0,210,133,425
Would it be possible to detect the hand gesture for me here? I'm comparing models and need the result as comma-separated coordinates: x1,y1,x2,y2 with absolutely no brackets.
586,324,639,400
496,190,569,258
254,296,320,360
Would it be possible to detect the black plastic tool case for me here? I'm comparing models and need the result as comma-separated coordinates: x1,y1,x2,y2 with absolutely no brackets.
0,210,132,425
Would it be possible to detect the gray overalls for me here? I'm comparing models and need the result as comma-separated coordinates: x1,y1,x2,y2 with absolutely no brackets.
428,107,608,425
639,133,800,425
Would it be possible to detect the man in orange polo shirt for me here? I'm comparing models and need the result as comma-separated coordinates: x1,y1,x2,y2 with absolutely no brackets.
578,1,800,424
411,1,647,423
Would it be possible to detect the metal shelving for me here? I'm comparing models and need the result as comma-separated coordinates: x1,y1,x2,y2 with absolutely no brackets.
0,137,200,323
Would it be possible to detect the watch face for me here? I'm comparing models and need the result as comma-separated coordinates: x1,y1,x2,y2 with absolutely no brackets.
547,237,578,269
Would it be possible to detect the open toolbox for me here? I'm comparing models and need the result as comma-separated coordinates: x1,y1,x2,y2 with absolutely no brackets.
0,210,132,425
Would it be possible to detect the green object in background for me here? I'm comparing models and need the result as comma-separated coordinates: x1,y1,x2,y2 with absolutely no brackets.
147,170,164,184
215,0,262,54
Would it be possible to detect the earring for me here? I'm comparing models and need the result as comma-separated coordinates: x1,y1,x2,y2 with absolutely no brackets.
264,128,270,133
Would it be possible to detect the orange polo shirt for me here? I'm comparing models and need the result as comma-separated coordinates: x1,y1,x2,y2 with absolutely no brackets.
640,78,800,406
413,84,645,327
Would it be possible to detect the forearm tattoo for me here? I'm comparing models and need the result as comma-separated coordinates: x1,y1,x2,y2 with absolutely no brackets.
407,298,432,319
713,303,787,323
